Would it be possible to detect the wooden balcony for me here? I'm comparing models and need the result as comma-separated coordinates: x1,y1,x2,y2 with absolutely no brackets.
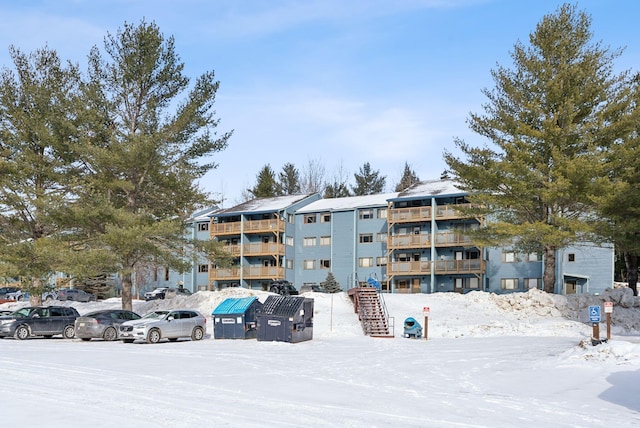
388,259,485,276
388,234,431,249
209,266,285,281
388,206,431,223
210,218,285,237
435,204,474,220
219,242,285,257
433,233,472,247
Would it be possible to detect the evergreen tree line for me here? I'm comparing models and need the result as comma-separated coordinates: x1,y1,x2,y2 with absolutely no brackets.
246,160,422,199
0,20,233,310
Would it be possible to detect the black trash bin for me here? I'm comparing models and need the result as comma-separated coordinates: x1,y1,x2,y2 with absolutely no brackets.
256,296,313,343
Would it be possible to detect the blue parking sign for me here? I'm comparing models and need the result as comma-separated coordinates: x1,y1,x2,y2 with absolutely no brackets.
588,305,601,323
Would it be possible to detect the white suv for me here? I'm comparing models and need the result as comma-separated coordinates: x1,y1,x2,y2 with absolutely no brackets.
119,310,206,344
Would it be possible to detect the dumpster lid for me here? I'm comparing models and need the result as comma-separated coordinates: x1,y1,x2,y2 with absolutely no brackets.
213,296,259,315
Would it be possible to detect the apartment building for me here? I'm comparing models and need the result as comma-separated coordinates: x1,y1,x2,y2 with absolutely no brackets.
200,180,613,295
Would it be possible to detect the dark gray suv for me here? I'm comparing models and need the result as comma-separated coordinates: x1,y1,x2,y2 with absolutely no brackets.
0,306,80,340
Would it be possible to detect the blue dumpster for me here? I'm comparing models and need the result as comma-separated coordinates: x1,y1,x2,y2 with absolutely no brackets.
403,317,422,338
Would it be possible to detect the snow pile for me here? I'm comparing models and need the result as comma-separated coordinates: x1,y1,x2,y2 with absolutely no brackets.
560,339,640,365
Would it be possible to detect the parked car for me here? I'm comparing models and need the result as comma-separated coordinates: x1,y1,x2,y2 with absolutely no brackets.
0,286,20,298
119,309,206,344
6,289,57,302
144,287,169,301
300,284,327,293
0,306,80,340
269,280,299,295
164,288,192,299
56,288,96,302
75,310,142,341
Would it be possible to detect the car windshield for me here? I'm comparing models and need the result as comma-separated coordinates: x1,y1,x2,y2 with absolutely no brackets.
142,311,169,319
11,308,33,317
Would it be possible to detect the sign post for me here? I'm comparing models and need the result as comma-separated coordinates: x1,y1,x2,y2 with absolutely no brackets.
589,305,601,344
423,306,430,341
604,301,613,341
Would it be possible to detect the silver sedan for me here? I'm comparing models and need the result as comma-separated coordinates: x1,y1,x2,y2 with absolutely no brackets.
75,310,141,341
119,310,206,344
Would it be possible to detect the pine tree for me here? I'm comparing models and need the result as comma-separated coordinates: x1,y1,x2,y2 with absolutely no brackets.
249,164,280,198
278,162,301,195
321,272,342,293
0,46,85,304
395,162,420,191
76,20,232,310
351,162,386,196
443,4,633,293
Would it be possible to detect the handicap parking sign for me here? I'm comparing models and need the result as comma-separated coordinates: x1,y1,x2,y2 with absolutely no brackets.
588,305,601,323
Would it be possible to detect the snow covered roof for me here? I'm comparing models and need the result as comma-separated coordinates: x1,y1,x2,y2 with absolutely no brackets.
296,192,399,213
216,194,317,217
187,207,220,222
393,179,466,200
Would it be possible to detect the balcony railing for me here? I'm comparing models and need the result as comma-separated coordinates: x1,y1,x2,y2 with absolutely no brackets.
209,266,285,281
210,218,285,237
219,242,285,257
434,233,472,247
435,204,473,219
389,234,431,249
388,207,431,223
388,259,484,275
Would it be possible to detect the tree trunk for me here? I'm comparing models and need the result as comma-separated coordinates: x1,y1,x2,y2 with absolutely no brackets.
543,246,557,293
121,271,133,311
624,252,639,296
29,277,43,306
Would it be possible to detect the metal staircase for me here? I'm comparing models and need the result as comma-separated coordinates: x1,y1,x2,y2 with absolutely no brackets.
347,286,394,338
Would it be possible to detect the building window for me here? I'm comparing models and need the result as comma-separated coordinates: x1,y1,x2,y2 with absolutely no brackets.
303,260,316,270
359,257,374,268
524,253,540,262
376,257,387,266
303,237,317,246
359,209,373,220
304,214,316,224
377,233,387,242
285,236,294,246
320,259,331,269
568,253,575,262
501,252,517,263
525,278,542,290
500,278,519,290
359,233,373,244
164,268,169,281
377,208,387,219
321,212,331,223
320,236,331,246
197,222,209,232
286,259,294,269
198,264,209,273
287,213,294,223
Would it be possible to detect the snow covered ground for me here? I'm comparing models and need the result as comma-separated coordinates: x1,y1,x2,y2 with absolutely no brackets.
1,287,639,427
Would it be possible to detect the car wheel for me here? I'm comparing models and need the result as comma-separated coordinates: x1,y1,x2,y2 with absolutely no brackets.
63,325,75,339
81,338,91,342
14,325,29,340
147,328,161,344
191,326,204,341
103,327,117,341
270,286,279,294
122,339,134,344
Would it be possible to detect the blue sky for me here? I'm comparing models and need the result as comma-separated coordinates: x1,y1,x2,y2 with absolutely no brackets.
1,0,639,206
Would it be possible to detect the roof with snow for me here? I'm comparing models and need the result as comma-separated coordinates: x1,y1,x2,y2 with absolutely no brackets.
296,192,399,213
215,194,317,217
187,207,220,222
392,179,466,200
